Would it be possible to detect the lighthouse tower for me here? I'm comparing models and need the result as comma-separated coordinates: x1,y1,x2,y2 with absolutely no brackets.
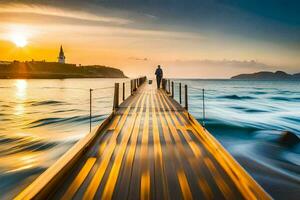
58,45,66,64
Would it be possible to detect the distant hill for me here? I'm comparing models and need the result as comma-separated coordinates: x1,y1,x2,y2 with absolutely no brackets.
231,71,300,80
0,61,127,79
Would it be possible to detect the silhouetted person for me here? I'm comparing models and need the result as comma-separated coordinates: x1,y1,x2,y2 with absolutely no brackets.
155,65,163,89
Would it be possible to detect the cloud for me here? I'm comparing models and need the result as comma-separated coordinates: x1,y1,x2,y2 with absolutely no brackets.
170,59,276,69
0,2,205,40
144,14,158,20
0,0,298,76
128,57,149,61
0,3,131,25
159,59,281,78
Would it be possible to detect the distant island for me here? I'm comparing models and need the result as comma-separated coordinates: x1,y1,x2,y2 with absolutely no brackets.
0,61,127,79
231,71,300,80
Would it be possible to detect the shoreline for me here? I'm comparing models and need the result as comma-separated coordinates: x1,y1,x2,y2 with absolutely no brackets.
0,75,128,79
0,62,127,79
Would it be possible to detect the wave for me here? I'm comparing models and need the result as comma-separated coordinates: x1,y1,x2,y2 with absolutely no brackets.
31,100,66,106
41,87,84,90
250,91,267,95
27,114,106,128
0,137,23,144
278,131,300,147
276,90,299,95
1,118,11,122
230,106,267,113
196,118,260,133
1,105,11,108
0,135,60,156
51,109,81,113
270,96,300,101
229,142,300,199
282,117,300,124
218,95,256,100
200,118,299,140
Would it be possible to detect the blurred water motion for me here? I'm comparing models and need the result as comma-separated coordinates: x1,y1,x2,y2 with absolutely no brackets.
0,78,127,199
0,79,299,199
173,79,300,199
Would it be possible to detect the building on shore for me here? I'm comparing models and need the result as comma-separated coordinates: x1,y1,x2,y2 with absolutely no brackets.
58,45,66,64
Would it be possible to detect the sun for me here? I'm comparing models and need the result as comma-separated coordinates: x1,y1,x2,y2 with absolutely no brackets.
10,33,28,47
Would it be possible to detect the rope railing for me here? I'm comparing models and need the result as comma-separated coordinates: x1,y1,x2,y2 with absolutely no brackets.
93,86,115,91
0,78,146,140
88,87,114,132
88,76,147,132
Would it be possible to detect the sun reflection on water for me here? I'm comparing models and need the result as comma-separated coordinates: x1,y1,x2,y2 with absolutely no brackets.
15,80,27,100
14,80,27,115
14,104,25,115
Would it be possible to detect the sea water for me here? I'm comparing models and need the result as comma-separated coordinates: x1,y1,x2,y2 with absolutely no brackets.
0,79,299,199
173,79,300,199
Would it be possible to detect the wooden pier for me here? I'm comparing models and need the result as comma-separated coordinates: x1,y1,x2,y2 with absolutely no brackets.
15,79,270,200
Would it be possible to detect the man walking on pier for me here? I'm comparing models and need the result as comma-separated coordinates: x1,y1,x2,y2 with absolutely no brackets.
155,65,163,89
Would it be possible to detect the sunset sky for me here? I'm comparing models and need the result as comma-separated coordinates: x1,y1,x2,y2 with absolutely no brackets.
0,0,299,78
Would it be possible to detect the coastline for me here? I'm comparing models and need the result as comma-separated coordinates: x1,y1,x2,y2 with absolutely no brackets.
0,61,127,79
0,73,127,79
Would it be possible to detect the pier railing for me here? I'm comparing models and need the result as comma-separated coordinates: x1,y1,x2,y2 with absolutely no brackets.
14,76,147,199
89,76,146,132
162,79,206,126
113,76,146,111
15,76,272,200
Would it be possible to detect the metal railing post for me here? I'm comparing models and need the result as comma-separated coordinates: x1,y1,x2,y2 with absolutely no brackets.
113,83,119,111
168,79,171,93
123,82,125,101
184,85,188,110
134,79,137,91
202,88,205,127
162,79,166,91
171,81,174,98
179,83,182,104
89,88,93,132
133,79,135,91
130,80,132,95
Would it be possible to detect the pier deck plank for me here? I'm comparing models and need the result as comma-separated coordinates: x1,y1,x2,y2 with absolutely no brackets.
16,84,270,200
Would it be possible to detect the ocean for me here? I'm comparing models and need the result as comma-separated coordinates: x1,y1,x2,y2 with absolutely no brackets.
0,79,299,199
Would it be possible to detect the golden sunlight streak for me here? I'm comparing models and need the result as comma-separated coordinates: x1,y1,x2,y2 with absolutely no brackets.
14,80,27,115
15,80,27,100
10,33,28,47
14,104,25,116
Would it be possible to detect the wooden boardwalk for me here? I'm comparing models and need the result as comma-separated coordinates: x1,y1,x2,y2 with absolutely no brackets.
16,83,270,200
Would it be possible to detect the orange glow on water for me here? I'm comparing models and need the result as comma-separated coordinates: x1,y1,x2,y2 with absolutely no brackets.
15,80,27,97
